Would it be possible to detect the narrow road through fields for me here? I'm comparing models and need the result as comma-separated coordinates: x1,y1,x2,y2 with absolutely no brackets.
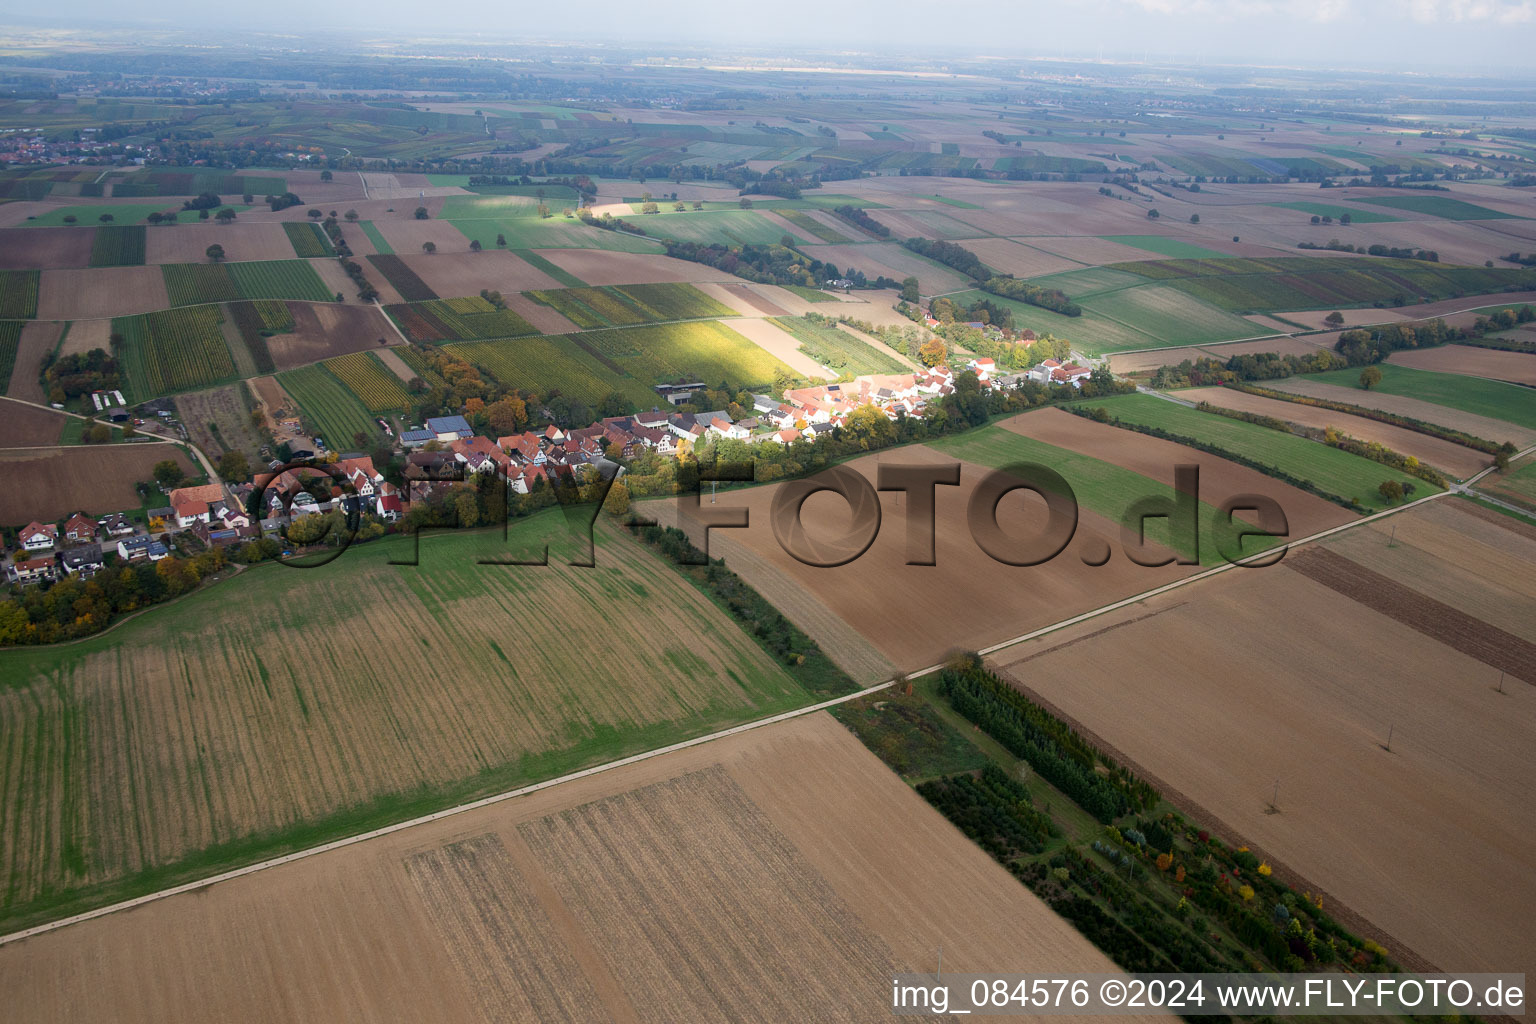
8,449,1531,948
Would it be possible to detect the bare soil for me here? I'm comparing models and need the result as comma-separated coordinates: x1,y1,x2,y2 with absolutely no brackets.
36,267,169,320
1387,344,1536,386
645,444,1194,674
531,249,730,285
0,444,194,525
0,227,96,270
264,303,388,371
397,249,560,297
6,321,60,402
143,223,295,265
0,397,66,446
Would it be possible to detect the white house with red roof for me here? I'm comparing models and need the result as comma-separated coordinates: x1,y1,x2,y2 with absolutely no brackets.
19,521,58,551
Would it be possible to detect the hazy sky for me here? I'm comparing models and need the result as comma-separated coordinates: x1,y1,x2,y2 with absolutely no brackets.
12,0,1536,74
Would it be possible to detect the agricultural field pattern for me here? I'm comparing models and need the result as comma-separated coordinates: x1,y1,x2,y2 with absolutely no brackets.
0,19,1534,1024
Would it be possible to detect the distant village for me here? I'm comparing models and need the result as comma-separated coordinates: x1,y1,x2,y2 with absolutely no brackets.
4,350,1102,586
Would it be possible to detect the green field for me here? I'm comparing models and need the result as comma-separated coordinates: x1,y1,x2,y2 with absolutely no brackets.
228,260,334,302
0,516,822,933
1264,202,1401,224
276,363,381,445
0,271,39,319
1303,364,1536,431
1078,283,1266,347
88,225,147,267
769,316,908,375
357,220,393,255
1105,256,1536,312
1353,195,1521,221
0,322,21,391
425,175,582,200
283,221,335,258
163,263,242,306
774,209,851,243
452,335,624,406
928,422,1281,565
1487,455,1536,506
23,204,177,227
456,320,792,408
1084,393,1434,509
1101,235,1229,258
526,283,735,329
945,288,1162,354
439,195,663,253
114,306,236,400
163,260,332,305
628,208,807,246
781,284,837,303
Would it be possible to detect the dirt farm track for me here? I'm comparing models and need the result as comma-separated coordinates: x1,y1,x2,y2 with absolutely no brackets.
0,714,1160,1024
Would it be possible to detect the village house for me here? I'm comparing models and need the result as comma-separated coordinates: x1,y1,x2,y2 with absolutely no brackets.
98,512,135,538
9,556,55,585
19,521,58,551
118,536,169,562
60,545,105,578
168,483,226,529
375,482,403,521
63,512,97,544
497,432,546,466
337,456,383,496
449,436,511,476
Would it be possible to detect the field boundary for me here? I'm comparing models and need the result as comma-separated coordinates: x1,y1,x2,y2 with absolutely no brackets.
3,448,1525,947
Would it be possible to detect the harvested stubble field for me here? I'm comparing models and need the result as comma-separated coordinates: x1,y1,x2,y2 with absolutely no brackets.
35,266,169,320
1265,375,1536,447
1386,344,1536,386
0,397,67,446
0,714,1152,1024
5,321,61,403
1181,386,1490,479
262,303,385,371
0,520,821,933
0,444,193,525
645,443,1196,674
987,501,1536,976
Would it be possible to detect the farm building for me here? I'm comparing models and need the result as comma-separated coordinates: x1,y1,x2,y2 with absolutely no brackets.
426,415,473,441
400,428,434,448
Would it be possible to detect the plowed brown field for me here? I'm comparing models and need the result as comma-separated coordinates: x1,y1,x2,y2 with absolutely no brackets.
264,303,386,370
0,397,66,446
645,444,1195,675
0,444,194,524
